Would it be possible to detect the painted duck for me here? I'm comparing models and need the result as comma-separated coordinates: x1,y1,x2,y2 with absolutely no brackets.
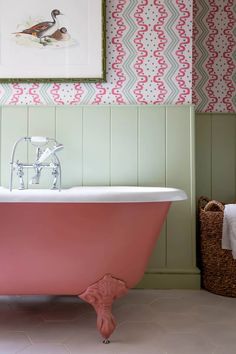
16,9,63,40
48,27,70,41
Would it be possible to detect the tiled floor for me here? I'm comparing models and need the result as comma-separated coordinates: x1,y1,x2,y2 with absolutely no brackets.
0,289,235,354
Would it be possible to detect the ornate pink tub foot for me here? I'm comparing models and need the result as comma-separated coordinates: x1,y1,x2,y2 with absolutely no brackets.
79,274,128,343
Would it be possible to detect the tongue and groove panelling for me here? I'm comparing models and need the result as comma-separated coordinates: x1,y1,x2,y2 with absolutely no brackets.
196,113,236,203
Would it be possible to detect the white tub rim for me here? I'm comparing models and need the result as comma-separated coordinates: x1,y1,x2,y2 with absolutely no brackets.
0,186,187,203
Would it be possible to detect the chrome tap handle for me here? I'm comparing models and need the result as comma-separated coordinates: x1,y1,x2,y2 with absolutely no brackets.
51,164,59,190
50,152,62,191
16,163,25,190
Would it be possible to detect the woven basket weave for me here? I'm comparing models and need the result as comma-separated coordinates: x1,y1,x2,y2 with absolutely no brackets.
199,196,236,297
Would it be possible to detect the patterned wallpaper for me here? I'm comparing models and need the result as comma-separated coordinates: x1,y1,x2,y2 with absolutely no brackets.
193,0,236,113
0,0,192,106
0,1,235,112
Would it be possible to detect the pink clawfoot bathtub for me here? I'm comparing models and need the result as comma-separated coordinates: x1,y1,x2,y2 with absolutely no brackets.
0,186,186,342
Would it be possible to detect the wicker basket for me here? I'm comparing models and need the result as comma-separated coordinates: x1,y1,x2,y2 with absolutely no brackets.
199,196,236,297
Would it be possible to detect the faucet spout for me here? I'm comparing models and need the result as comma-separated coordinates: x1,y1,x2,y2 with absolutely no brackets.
30,164,43,184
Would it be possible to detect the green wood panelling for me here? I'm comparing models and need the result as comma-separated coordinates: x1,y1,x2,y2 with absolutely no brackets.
212,115,236,203
0,107,2,185
148,223,167,270
196,114,212,199
190,105,196,268
28,107,56,189
56,107,83,187
137,270,200,289
1,106,28,188
166,106,194,269
138,106,166,186
83,106,110,185
0,105,198,289
111,106,138,185
28,106,56,139
196,113,236,203
138,106,166,269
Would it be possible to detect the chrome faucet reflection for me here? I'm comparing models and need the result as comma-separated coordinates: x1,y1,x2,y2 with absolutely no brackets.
9,136,64,191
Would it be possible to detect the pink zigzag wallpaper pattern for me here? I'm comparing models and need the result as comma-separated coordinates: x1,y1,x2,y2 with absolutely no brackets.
0,0,235,113
193,0,235,112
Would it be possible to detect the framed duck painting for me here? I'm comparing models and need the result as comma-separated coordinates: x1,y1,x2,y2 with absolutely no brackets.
0,0,106,82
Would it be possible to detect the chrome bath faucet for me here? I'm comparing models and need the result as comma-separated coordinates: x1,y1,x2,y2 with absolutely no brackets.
9,136,64,191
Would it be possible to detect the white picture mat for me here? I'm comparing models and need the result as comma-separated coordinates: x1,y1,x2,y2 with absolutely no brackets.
0,0,103,78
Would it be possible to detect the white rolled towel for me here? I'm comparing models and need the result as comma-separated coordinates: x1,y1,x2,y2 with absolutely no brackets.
222,204,236,259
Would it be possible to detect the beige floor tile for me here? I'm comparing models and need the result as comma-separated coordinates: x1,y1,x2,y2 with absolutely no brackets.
195,322,236,348
17,343,70,354
65,322,166,354
0,311,44,332
64,328,114,354
153,312,205,333
217,296,236,312
41,301,92,322
0,290,234,354
113,303,158,324
214,345,236,354
158,332,216,354
114,289,165,307
0,332,31,354
150,296,197,314
112,322,166,354
190,303,236,323
173,289,225,306
27,322,80,344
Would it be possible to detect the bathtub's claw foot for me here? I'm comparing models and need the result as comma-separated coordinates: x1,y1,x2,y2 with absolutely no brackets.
103,339,110,344
79,273,128,341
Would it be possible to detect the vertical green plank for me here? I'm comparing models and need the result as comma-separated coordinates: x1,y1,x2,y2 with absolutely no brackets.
147,224,167,270
1,106,28,189
28,106,56,189
28,106,55,137
166,106,193,269
138,106,166,269
212,114,236,203
56,106,83,188
138,106,166,186
83,106,110,185
0,107,1,187
196,113,212,199
111,106,138,185
190,105,197,268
